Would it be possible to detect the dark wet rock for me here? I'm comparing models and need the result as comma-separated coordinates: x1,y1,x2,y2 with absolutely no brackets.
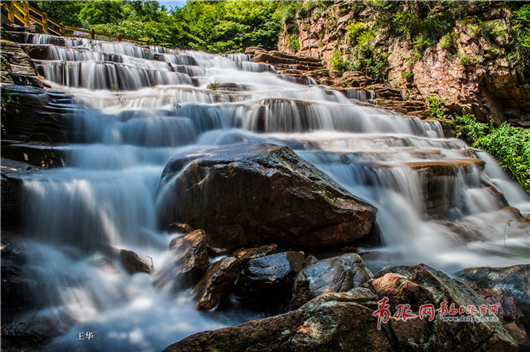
155,230,209,289
90,257,120,274
164,264,517,352
304,254,319,266
1,169,23,231
119,249,150,275
359,250,404,262
167,222,194,234
1,39,37,84
1,321,58,352
1,236,36,324
191,257,242,310
1,85,77,143
160,144,377,250
2,140,66,168
456,265,530,309
235,251,305,304
20,44,50,60
292,253,372,309
465,281,528,348
232,243,279,265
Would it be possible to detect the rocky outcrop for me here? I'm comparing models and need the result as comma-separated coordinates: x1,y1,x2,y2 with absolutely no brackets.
191,257,242,310
292,253,372,309
235,251,305,304
159,144,377,250
155,230,210,290
278,1,530,126
163,264,518,352
1,39,37,83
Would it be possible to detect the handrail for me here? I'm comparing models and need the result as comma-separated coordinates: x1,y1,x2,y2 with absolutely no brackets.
3,1,150,46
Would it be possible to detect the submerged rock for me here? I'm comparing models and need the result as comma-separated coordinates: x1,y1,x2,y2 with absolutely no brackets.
292,253,372,309
191,256,242,310
235,251,305,304
155,230,209,289
160,144,377,249
164,264,517,352
119,249,150,275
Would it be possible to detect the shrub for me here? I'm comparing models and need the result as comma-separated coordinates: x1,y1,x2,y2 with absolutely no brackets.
288,34,300,52
452,110,530,192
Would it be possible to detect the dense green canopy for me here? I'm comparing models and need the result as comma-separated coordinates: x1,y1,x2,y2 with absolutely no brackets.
28,0,283,52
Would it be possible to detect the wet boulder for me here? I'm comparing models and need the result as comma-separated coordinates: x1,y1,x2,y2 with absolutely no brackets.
160,144,377,250
465,281,528,348
456,265,530,309
292,253,372,309
191,256,242,310
167,222,194,234
164,264,518,352
119,250,150,275
155,230,209,289
235,251,305,304
232,243,278,265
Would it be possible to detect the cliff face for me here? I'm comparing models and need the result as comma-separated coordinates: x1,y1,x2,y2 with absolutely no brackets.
278,1,530,127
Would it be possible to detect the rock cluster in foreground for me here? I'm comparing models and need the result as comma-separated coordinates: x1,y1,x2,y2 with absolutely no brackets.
164,264,523,352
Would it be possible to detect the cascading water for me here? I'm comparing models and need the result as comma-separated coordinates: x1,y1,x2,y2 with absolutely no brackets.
13,34,529,351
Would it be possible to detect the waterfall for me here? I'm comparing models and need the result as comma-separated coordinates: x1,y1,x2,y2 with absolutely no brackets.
14,33,529,351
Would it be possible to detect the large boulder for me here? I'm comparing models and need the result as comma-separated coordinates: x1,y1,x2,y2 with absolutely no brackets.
292,253,372,309
159,144,377,250
191,256,242,310
154,230,209,289
163,264,517,352
235,251,305,304
456,265,530,310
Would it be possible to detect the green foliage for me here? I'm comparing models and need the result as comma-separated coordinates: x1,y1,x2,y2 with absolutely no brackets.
426,94,449,120
513,4,530,65
30,1,282,53
439,31,457,51
208,81,219,91
79,1,124,25
330,50,351,74
288,34,300,52
345,21,368,44
401,71,413,81
453,112,530,192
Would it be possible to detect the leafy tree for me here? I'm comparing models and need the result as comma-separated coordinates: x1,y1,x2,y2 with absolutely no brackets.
79,1,124,25
31,1,85,27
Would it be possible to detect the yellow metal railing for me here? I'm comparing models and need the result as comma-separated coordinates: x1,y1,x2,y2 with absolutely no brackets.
4,1,150,45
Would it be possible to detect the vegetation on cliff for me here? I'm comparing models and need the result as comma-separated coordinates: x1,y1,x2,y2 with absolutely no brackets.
26,0,282,52
427,96,530,193
280,1,530,79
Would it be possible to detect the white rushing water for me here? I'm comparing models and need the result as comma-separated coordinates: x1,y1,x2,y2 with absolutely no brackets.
14,34,530,351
